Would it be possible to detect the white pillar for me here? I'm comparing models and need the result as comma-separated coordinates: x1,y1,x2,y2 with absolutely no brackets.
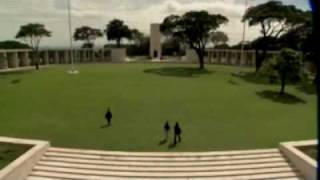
91,50,95,62
74,50,79,63
53,51,59,64
0,52,8,69
252,51,256,67
208,51,212,63
83,49,89,62
19,51,30,66
240,51,246,66
79,50,84,62
64,50,69,64
43,51,49,65
101,49,105,62
8,52,19,68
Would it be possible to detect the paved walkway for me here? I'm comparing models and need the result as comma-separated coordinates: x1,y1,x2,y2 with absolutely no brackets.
26,147,303,180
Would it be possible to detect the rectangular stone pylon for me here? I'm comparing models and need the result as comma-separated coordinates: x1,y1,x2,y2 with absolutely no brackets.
150,24,162,59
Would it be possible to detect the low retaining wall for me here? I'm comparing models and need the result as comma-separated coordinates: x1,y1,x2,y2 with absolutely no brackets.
280,140,317,180
111,48,127,62
0,137,49,180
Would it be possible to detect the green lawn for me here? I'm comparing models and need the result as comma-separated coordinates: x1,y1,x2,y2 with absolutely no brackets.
0,63,316,152
0,143,30,169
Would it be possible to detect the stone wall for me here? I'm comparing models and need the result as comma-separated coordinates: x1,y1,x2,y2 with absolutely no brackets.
0,48,118,70
186,48,279,67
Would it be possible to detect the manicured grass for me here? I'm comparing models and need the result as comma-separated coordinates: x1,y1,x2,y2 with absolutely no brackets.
0,63,316,152
0,143,30,169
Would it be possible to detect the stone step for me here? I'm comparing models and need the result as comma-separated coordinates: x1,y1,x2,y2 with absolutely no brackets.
26,176,303,180
37,160,292,173
41,156,288,167
28,167,300,179
48,147,279,157
44,151,282,162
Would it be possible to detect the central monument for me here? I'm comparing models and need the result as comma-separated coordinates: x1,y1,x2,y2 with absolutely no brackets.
150,24,162,60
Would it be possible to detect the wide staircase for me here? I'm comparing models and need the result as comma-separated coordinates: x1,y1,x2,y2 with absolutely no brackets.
26,147,303,180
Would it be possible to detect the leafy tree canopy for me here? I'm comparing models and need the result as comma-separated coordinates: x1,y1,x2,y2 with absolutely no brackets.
160,11,228,69
210,31,229,47
270,48,302,94
105,19,131,47
130,29,144,46
243,1,307,39
15,23,51,50
0,40,30,49
73,26,103,48
15,23,51,70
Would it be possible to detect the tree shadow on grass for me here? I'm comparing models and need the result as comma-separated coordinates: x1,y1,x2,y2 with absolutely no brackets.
11,79,21,84
256,90,306,104
228,80,240,86
158,139,167,146
143,67,212,78
232,72,273,85
296,82,317,95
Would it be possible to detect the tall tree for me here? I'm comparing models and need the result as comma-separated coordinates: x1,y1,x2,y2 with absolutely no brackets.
210,31,229,47
161,11,228,69
162,36,181,56
273,48,302,94
105,19,131,48
15,23,51,70
243,1,307,71
130,29,144,46
73,26,103,48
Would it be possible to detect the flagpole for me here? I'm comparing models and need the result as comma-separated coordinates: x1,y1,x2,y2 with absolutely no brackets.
240,0,248,71
67,0,78,74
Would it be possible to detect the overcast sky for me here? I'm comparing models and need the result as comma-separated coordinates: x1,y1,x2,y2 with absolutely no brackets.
0,0,310,48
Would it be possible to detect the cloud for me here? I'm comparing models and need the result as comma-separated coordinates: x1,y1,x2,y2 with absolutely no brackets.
0,0,309,47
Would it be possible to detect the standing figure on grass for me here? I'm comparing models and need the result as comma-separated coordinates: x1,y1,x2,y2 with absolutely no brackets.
105,108,113,126
174,122,182,145
164,121,170,141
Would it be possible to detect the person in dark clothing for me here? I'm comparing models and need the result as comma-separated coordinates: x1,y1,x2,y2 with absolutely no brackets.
164,121,170,141
105,108,112,126
174,122,182,145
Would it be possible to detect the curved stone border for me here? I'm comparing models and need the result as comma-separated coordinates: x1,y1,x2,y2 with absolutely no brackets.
280,140,317,180
0,137,49,180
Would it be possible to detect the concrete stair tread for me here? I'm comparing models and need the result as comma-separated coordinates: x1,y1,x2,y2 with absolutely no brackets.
28,170,302,180
44,151,282,162
31,165,298,177
36,160,293,172
48,147,279,157
41,156,289,167
26,177,303,180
